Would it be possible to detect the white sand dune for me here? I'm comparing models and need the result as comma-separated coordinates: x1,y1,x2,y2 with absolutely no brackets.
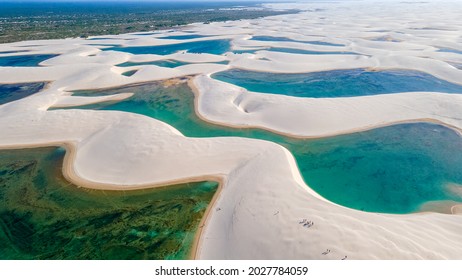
193,75,462,138
1,0,462,259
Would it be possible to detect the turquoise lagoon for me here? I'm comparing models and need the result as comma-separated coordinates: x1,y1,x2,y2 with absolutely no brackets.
265,47,355,55
212,68,462,97
69,81,462,214
118,60,190,68
0,82,46,105
0,54,56,67
159,34,211,40
241,36,353,55
233,47,355,55
117,59,228,68
0,147,218,259
250,36,344,47
107,39,231,55
106,36,350,56
121,70,137,77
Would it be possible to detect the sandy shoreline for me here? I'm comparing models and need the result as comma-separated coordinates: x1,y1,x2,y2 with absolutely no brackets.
0,141,222,191
189,77,462,139
189,177,225,260
0,141,226,259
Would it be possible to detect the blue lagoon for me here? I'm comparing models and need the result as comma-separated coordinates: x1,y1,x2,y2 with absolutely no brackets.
107,39,231,55
67,81,462,214
0,54,56,67
0,82,46,105
212,68,462,97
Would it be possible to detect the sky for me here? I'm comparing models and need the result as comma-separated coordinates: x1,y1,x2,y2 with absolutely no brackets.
0,0,296,6
2,0,274,2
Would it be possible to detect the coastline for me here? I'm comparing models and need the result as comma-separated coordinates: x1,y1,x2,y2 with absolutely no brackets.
0,141,222,191
189,177,225,260
0,141,226,260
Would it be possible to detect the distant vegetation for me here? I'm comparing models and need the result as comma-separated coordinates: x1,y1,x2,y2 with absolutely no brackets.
0,1,299,43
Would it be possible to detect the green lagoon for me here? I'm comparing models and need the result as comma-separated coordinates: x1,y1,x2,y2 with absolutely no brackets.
70,81,462,214
0,147,217,259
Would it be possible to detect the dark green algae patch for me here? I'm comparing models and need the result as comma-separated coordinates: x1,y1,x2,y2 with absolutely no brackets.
0,147,218,260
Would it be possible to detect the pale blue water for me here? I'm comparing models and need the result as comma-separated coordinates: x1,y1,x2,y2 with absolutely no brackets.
296,123,462,213
438,48,462,55
233,47,355,55
117,59,228,68
0,50,28,54
106,39,231,55
0,54,56,67
134,32,159,36
118,60,190,68
86,38,119,40
212,68,462,97
371,36,401,42
266,47,356,55
450,63,462,70
0,82,46,105
66,82,462,214
86,43,119,47
251,36,344,47
232,48,267,54
108,37,350,57
159,35,210,40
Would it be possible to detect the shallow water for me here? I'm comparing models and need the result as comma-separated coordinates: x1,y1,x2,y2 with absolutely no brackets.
212,68,462,97
107,39,231,55
371,36,401,42
118,60,190,68
449,62,462,70
0,82,46,105
0,50,29,54
295,124,462,213
267,47,355,55
0,147,218,259
117,59,228,68
232,47,355,55
250,36,344,47
437,48,462,55
69,82,462,214
0,54,56,67
121,70,137,77
87,37,120,40
159,35,211,40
